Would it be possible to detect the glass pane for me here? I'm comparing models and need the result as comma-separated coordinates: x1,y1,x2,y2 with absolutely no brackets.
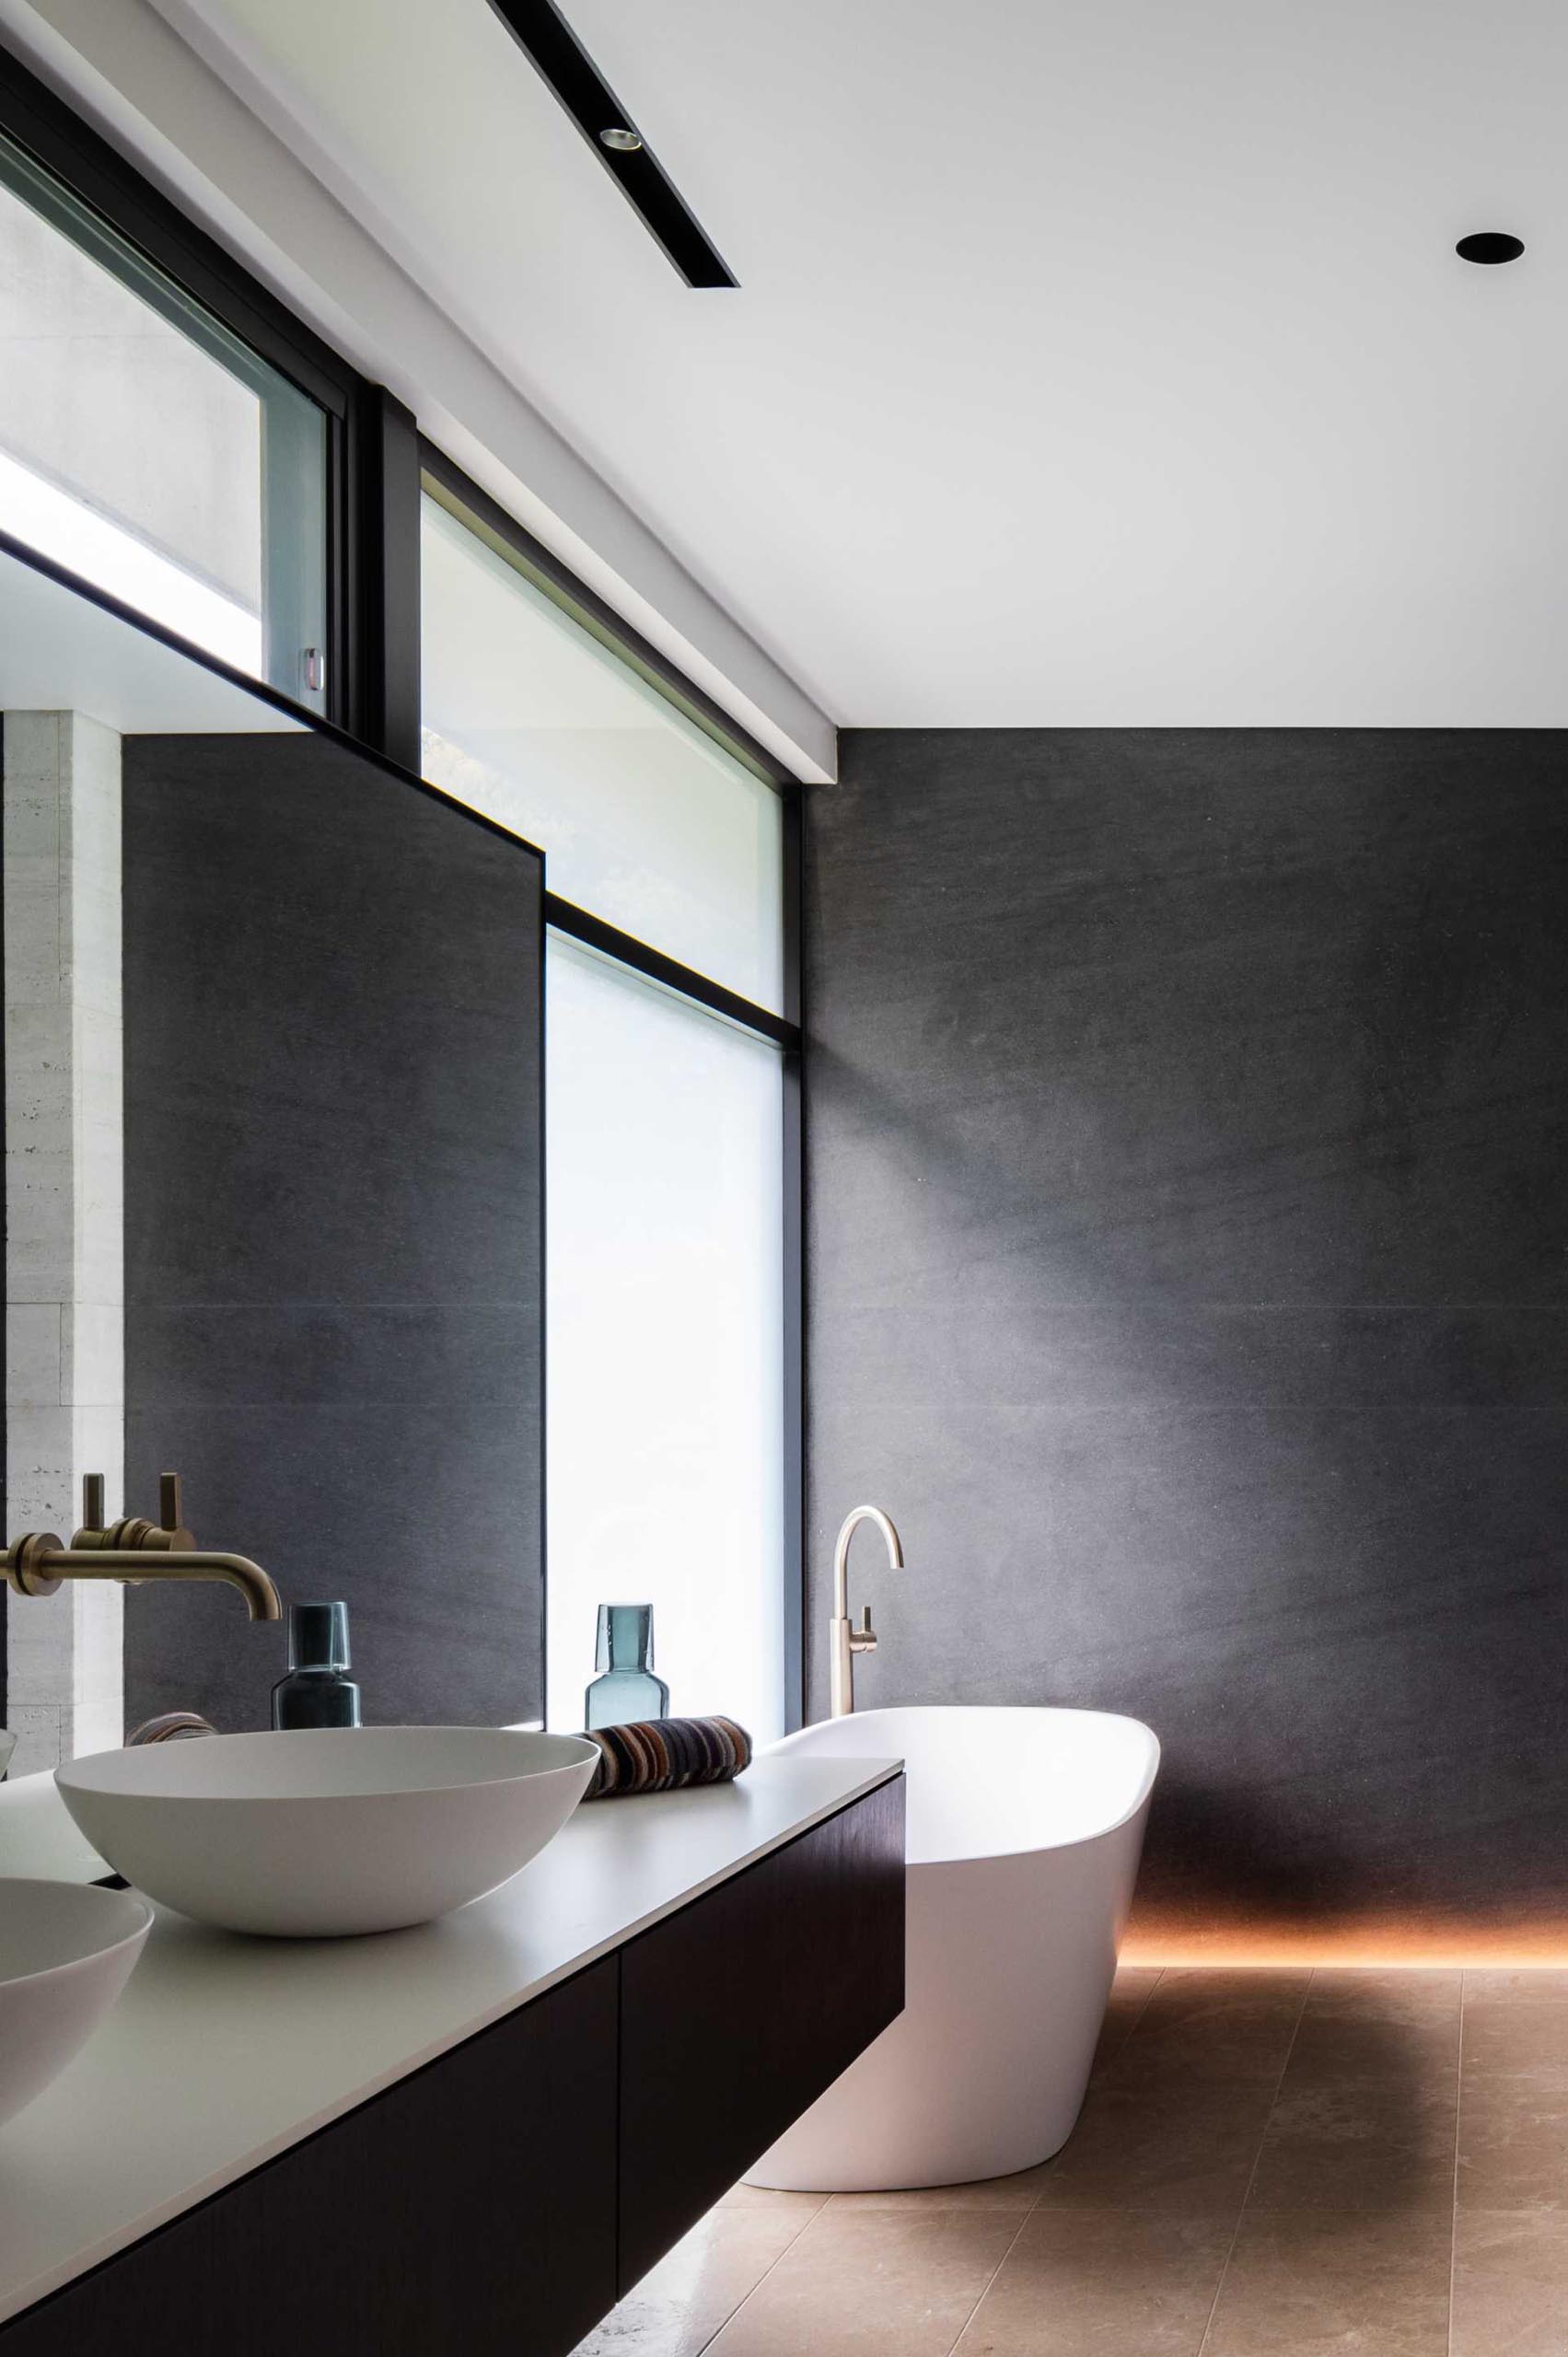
545,935,784,1741
421,492,784,1012
0,130,329,710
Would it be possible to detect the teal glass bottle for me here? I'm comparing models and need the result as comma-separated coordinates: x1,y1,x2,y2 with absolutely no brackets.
272,1600,362,1731
585,1603,668,1730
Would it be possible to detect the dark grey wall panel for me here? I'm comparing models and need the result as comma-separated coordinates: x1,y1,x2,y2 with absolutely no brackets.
122,734,542,1734
806,728,1568,1945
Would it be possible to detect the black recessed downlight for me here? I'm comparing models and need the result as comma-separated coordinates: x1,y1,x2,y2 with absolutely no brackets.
1457,231,1526,264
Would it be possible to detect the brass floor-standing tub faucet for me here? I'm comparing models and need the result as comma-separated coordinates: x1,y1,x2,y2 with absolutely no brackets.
829,1504,904,1717
4,1472,283,1621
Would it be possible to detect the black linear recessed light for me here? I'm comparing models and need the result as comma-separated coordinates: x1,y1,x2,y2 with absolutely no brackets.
1457,231,1526,264
484,0,737,287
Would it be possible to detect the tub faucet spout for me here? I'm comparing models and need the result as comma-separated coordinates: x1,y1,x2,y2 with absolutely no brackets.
830,1504,903,1718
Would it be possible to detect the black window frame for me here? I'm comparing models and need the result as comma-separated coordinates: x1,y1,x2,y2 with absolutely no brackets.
420,443,808,1727
0,39,420,761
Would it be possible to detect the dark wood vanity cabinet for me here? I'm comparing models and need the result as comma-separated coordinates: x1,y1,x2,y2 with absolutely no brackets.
0,1957,621,2357
0,1779,904,2357
620,1769,906,2292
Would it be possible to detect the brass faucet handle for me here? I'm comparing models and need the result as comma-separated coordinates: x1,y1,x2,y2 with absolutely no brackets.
147,1469,195,1552
849,1603,878,1655
73,1472,120,1550
81,1469,197,1554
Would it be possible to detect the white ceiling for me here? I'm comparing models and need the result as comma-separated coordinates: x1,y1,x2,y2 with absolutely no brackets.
159,0,1568,727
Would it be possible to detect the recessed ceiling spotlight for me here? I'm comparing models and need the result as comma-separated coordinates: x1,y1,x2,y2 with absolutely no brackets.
485,0,736,284
1457,231,1525,264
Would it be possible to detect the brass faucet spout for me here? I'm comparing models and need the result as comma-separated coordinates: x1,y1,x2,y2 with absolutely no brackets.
28,1548,282,1621
5,1539,282,1620
4,1475,282,1620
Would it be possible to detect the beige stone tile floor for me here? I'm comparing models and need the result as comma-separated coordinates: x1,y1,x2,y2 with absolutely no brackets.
574,1964,1568,2356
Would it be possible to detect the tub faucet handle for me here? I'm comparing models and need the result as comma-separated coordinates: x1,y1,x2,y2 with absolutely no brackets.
850,1603,877,1654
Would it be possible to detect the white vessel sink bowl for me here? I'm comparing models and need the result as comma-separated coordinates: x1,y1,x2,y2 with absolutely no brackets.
0,1879,153,2129
55,1727,599,1939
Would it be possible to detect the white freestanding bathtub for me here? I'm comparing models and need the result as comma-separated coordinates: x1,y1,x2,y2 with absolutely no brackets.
746,1705,1159,2190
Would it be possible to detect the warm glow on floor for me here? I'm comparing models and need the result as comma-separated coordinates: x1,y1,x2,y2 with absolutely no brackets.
1122,1918,1568,1970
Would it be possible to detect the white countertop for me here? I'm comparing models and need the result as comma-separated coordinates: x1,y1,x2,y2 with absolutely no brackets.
0,1752,900,2327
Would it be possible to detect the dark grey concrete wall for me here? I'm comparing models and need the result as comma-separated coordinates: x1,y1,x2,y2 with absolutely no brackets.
806,729,1568,1946
122,734,542,1735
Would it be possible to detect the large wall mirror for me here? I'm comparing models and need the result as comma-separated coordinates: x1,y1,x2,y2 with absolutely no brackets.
1,545,543,1774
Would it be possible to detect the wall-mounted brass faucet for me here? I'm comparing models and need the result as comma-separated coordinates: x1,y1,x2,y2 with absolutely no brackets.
4,1472,282,1621
830,1504,904,1718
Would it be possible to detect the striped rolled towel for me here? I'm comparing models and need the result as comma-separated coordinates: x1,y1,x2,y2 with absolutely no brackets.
585,1715,752,1799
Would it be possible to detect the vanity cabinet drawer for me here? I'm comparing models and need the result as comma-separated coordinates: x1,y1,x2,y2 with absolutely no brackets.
617,1773,906,2293
0,1954,618,2357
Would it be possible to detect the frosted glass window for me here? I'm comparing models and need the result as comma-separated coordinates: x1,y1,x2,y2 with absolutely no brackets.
546,935,784,1741
0,131,329,707
421,493,784,1012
